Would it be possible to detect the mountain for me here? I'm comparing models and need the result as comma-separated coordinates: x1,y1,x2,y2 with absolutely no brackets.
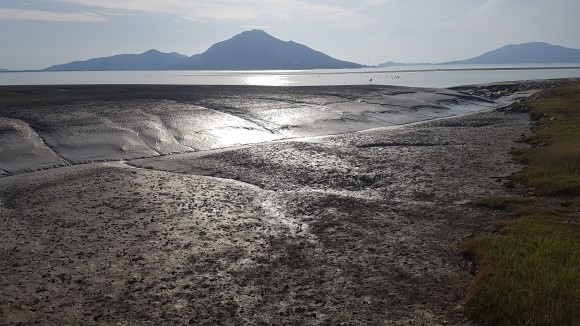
376,61,409,68
376,61,431,68
173,29,363,70
44,49,189,71
445,42,580,65
0,68,8,72
42,30,363,71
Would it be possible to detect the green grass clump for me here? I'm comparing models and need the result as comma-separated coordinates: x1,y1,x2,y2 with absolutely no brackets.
461,208,580,326
516,140,580,196
514,83,580,196
462,82,580,325
475,196,531,210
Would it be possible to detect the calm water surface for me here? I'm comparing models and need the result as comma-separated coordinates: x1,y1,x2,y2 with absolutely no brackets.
1,64,580,88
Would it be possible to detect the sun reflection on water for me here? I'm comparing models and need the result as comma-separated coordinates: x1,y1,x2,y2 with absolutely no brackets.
243,75,291,86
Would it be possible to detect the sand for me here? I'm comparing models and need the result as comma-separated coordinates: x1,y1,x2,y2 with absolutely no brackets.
0,81,570,325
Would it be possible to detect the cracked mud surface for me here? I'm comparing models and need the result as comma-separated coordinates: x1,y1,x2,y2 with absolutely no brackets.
0,83,558,325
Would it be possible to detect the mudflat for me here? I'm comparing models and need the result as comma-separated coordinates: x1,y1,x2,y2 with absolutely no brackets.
0,84,526,175
0,82,562,325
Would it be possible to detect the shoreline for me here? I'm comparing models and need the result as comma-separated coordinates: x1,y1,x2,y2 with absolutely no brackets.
2,64,580,74
3,68,580,89
461,82,580,325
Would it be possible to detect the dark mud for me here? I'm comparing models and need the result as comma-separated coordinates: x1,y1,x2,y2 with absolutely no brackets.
0,82,565,325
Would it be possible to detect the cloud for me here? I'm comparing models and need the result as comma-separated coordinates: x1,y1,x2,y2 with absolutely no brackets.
55,0,376,27
361,0,392,6
242,24,272,31
262,0,375,27
0,8,106,22
177,3,260,22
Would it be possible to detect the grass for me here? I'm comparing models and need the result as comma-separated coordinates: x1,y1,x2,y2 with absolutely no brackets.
462,82,580,326
513,83,580,196
475,196,531,210
461,208,580,325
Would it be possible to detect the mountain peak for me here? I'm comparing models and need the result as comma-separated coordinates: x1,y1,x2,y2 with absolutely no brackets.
228,29,277,42
501,42,563,50
243,29,269,35
142,49,163,56
175,30,363,70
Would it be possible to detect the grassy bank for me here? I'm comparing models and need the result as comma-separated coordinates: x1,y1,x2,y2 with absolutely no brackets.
514,83,580,196
461,82,580,326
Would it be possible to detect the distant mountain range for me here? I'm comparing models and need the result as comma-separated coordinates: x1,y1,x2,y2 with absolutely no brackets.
378,42,580,67
44,30,363,71
376,61,429,68
0,68,8,72
45,50,188,71
42,36,580,72
444,42,580,65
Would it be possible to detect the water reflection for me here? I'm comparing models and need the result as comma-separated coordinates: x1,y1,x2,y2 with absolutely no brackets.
243,75,291,86
2,65,580,87
210,126,281,147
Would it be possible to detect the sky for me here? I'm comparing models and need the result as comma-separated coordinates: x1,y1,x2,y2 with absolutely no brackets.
1,0,580,70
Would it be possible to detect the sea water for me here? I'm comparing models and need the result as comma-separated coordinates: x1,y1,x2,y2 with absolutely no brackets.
1,64,580,88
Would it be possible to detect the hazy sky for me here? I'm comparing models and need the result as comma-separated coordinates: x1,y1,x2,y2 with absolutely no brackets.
1,0,579,70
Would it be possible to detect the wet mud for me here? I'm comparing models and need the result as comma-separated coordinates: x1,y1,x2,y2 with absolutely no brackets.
0,85,523,175
0,82,553,325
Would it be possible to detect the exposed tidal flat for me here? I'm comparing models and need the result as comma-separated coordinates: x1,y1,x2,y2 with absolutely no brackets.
0,84,537,175
0,81,571,324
